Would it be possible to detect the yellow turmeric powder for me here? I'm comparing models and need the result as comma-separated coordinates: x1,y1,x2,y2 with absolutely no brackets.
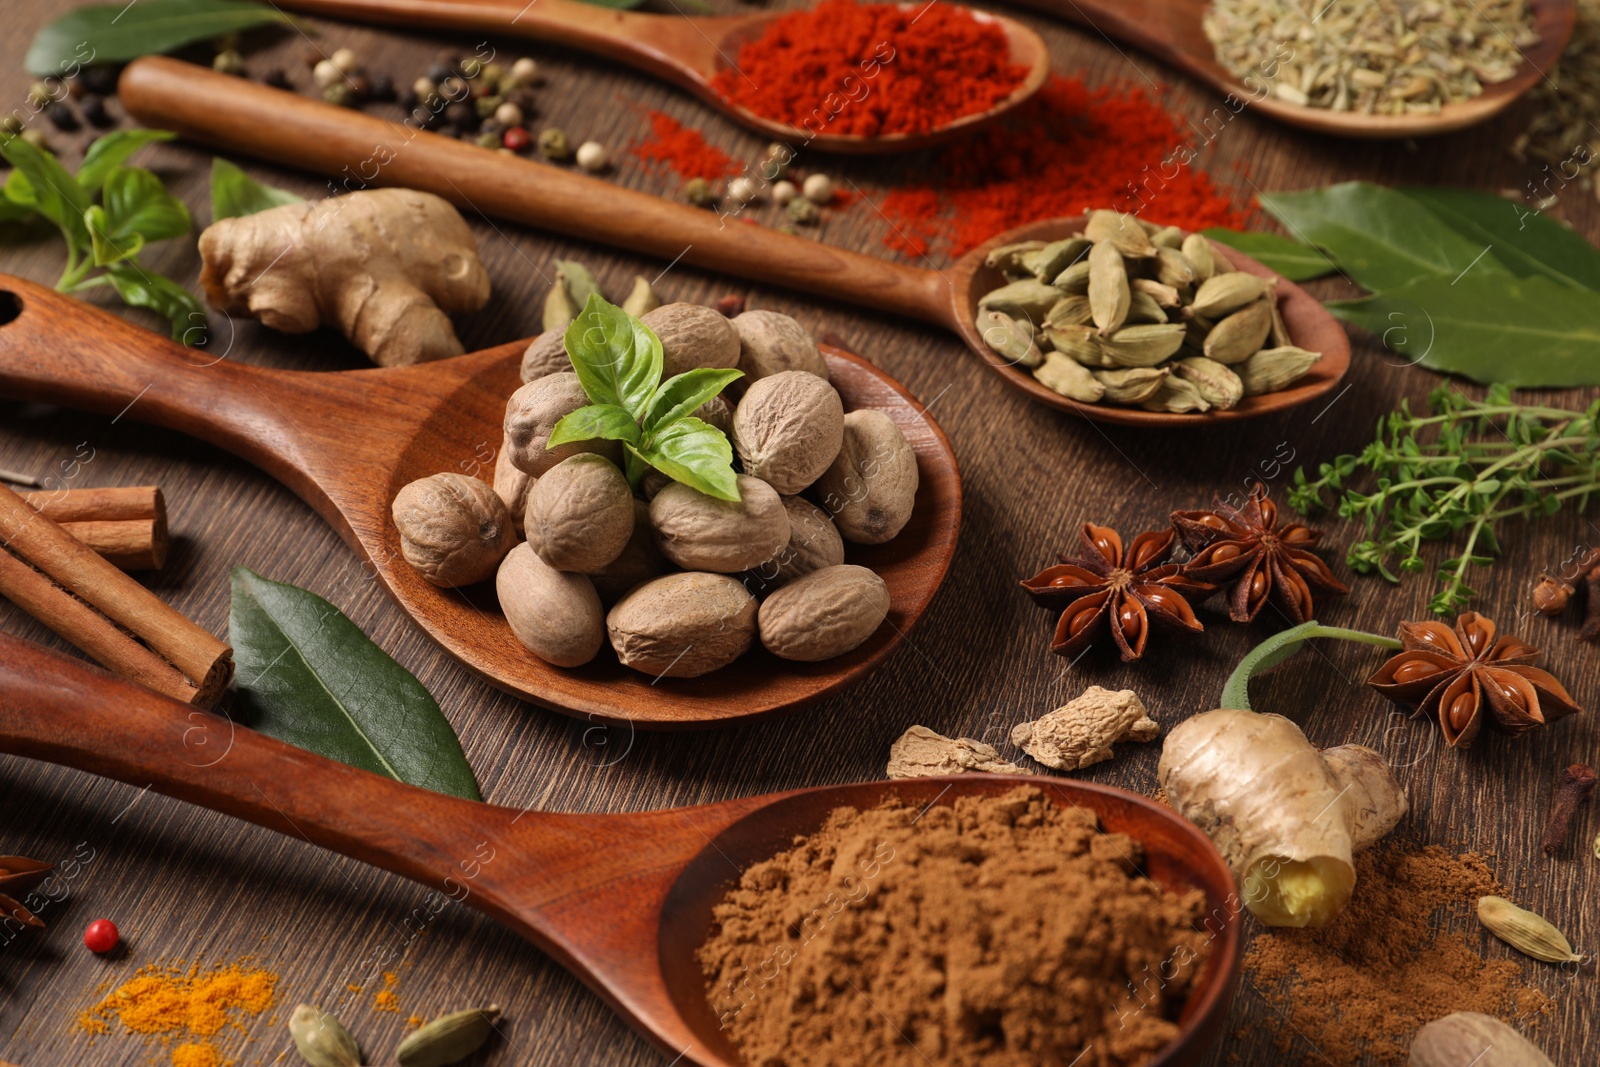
171,1042,229,1067
373,970,401,1013
77,959,276,1067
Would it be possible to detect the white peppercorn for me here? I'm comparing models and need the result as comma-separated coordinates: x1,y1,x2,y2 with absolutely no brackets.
727,176,757,203
330,47,359,74
510,57,540,86
313,59,342,87
771,180,798,206
575,140,608,171
494,101,523,127
802,173,833,204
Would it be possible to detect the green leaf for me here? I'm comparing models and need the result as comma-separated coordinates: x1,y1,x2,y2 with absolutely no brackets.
78,129,175,194
629,417,739,501
229,567,481,801
644,367,743,433
1219,622,1400,710
1329,273,1600,387
86,204,141,266
0,137,90,249
1259,182,1509,291
563,293,663,414
102,166,192,243
548,403,642,448
1199,227,1337,281
1398,186,1600,293
0,188,38,225
27,0,291,75
210,157,302,220
103,263,208,344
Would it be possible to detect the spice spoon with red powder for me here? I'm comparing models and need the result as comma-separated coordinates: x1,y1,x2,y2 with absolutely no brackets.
270,0,1052,154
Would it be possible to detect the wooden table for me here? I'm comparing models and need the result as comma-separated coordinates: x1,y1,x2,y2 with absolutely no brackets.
0,2,1594,1065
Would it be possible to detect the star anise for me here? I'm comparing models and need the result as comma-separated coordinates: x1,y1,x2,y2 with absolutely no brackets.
1368,612,1582,748
0,855,53,930
1020,524,1213,661
1172,485,1346,624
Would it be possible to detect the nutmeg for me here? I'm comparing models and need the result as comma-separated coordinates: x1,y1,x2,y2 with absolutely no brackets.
606,571,757,677
1409,1012,1553,1067
496,543,605,667
503,371,620,476
525,454,634,573
732,309,829,383
650,475,790,573
392,472,514,587
519,329,569,382
813,409,919,544
641,302,741,378
758,564,888,661
732,370,845,494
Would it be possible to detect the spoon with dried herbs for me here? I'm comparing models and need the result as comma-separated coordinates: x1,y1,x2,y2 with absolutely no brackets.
117,57,1350,426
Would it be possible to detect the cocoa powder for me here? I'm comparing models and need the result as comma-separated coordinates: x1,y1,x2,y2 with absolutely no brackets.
1244,843,1550,1065
697,786,1213,1067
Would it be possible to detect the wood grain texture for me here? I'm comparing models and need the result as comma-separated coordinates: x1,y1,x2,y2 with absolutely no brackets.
0,2,1596,1066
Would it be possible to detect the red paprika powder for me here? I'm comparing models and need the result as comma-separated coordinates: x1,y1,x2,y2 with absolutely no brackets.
633,109,741,180
709,0,1027,138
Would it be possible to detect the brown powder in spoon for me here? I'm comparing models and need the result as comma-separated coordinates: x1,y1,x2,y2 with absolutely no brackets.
698,786,1214,1067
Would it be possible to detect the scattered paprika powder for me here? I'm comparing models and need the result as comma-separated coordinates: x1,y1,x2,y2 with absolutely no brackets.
709,0,1027,137
632,110,740,181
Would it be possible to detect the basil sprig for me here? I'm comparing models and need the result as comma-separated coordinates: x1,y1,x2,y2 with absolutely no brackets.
551,294,743,501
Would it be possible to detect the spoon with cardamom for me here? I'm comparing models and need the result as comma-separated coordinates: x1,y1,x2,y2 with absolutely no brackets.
119,57,1349,428
0,633,1244,1067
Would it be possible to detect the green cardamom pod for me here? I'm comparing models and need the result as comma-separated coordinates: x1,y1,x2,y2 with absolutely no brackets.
542,269,580,334
1044,295,1093,329
1041,324,1111,366
984,239,1048,273
1174,356,1244,410
1085,209,1156,257
1202,298,1274,364
1052,259,1091,294
288,1004,361,1067
1154,247,1197,289
1140,375,1211,413
1131,278,1182,307
1100,323,1186,367
620,276,659,318
1190,271,1275,318
1032,352,1105,403
1126,290,1169,325
1025,237,1091,281
1267,295,1292,348
395,1005,503,1067
1476,897,1581,964
1087,241,1130,334
978,278,1063,321
975,309,1043,368
1150,224,1185,250
1184,312,1214,352
555,260,600,307
1236,346,1321,395
1180,233,1218,281
1093,366,1169,404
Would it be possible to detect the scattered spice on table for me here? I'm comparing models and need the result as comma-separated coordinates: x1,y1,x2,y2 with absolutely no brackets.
699,786,1212,1067
1244,843,1548,1065
373,969,402,1012
76,958,277,1066
632,110,741,181
878,76,1248,258
708,0,1027,138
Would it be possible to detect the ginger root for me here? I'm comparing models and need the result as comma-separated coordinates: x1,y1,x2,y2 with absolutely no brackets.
1010,686,1158,771
199,189,490,366
1159,709,1407,928
886,725,1027,779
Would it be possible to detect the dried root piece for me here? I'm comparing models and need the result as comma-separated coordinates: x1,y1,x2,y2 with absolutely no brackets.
199,188,490,366
886,725,1027,779
1010,686,1159,770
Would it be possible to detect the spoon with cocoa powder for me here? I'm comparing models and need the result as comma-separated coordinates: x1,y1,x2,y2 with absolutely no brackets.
267,0,1052,154
0,633,1243,1067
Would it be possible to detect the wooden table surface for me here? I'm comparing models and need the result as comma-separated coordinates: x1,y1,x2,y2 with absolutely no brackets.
0,2,1595,1065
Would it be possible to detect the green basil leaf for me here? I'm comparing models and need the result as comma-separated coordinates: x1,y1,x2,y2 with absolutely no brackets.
86,204,142,266
628,417,739,501
229,567,481,801
0,137,90,249
1199,227,1337,281
1329,273,1600,387
4,168,38,210
104,263,208,345
78,129,175,194
563,292,663,414
548,403,642,448
210,157,302,220
644,367,743,432
1259,182,1509,291
102,166,192,243
1399,186,1600,293
27,0,291,75
0,190,37,225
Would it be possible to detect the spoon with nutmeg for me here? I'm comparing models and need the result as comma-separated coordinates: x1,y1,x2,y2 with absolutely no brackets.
0,633,1243,1067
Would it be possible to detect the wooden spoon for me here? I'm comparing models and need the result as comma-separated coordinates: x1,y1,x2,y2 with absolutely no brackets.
0,633,1244,1067
120,56,1351,427
0,275,960,728
269,0,1051,154
1015,0,1574,139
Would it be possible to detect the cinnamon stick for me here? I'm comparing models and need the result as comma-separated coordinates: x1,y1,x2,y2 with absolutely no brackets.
19,487,167,571
0,483,231,707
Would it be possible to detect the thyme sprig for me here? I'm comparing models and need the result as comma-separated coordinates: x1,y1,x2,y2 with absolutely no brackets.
1289,385,1600,615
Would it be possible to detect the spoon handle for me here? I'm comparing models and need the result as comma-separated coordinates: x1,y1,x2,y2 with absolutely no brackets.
118,57,955,329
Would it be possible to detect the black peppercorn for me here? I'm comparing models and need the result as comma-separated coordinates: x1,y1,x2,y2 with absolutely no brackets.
80,96,112,128
80,64,119,96
367,73,395,102
427,61,455,84
45,102,80,132
445,101,478,132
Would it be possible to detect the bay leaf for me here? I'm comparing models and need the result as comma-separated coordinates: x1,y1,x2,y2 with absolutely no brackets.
1329,273,1600,387
1399,186,1600,293
1259,182,1509,291
1199,227,1336,281
27,0,291,76
229,567,481,801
